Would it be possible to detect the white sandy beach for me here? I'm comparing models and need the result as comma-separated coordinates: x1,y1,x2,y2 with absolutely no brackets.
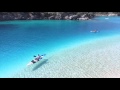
13,35,120,78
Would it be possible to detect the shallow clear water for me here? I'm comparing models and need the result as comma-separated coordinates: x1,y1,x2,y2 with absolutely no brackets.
0,16,120,78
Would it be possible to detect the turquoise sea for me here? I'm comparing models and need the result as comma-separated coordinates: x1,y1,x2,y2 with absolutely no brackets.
0,16,120,78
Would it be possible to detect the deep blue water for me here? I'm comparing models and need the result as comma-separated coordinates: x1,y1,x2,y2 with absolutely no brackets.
0,16,120,78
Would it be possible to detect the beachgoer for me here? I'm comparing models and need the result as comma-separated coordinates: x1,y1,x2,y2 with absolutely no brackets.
28,54,46,65
38,54,42,59
33,54,42,61
33,54,45,62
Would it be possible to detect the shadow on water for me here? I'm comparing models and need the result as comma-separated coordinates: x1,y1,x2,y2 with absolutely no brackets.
32,59,48,71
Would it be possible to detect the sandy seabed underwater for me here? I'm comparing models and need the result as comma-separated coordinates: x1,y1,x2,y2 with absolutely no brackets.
12,35,120,78
1,16,120,78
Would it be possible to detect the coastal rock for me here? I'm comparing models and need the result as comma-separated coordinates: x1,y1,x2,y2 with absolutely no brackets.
49,16,55,20
69,15,79,20
0,12,119,21
78,17,88,20
64,16,69,20
108,12,117,16
117,13,120,16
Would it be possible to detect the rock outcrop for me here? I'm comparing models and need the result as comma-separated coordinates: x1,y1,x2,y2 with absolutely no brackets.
0,12,119,21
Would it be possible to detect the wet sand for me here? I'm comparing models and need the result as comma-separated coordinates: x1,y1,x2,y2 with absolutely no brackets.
12,35,120,78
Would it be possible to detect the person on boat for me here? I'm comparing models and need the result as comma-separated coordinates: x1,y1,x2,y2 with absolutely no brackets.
37,54,46,60
33,54,46,62
30,54,41,64
28,54,46,66
31,60,36,63
33,54,41,61
34,54,45,61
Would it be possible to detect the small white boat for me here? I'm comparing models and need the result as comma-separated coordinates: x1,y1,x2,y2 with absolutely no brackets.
27,62,35,66
90,30,99,33
27,54,46,66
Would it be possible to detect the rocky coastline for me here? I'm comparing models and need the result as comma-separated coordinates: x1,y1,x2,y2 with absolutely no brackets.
0,12,119,21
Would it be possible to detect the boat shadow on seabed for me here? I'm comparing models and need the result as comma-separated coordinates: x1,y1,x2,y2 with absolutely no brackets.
32,59,48,71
